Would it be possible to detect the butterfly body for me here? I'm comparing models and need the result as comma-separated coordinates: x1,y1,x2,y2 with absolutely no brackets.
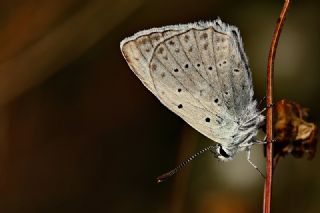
121,19,264,161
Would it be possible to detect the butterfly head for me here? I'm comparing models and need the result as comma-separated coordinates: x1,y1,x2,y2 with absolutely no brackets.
214,144,236,161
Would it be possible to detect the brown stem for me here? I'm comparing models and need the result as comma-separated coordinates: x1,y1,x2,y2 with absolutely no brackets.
263,1,291,213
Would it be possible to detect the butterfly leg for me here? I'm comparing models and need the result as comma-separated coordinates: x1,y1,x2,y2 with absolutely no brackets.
255,134,274,144
255,136,277,144
246,147,265,178
257,96,266,108
242,137,276,146
253,139,267,145
259,103,275,114
239,136,266,147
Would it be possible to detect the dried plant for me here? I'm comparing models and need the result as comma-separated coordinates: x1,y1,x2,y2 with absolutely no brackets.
273,100,318,166
263,0,290,212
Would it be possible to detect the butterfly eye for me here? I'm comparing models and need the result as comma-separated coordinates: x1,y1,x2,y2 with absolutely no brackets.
219,145,230,158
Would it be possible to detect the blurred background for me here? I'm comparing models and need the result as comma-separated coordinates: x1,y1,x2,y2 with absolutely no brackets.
0,0,319,212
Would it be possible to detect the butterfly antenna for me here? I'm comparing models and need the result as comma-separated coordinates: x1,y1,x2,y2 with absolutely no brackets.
156,145,215,183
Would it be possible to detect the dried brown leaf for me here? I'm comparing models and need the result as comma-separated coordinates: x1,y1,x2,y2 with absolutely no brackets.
273,99,318,164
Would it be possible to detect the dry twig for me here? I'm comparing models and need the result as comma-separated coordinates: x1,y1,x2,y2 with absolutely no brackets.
263,1,291,213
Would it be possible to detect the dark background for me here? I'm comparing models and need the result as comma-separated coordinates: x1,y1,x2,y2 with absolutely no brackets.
0,0,319,212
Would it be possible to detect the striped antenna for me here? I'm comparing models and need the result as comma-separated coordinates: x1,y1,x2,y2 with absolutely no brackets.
156,145,215,183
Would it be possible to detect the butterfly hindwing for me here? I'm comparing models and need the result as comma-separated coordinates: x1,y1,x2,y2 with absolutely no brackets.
121,19,255,145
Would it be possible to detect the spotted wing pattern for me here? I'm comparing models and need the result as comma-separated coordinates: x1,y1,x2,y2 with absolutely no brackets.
120,19,255,146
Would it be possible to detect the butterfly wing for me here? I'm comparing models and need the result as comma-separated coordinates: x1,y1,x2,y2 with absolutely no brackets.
120,19,255,145
121,29,182,96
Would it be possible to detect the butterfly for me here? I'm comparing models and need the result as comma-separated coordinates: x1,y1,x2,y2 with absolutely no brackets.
120,18,265,179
